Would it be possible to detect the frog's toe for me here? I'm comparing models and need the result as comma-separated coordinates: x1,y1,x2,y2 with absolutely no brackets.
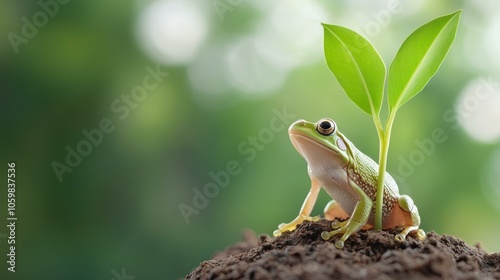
306,215,320,222
395,226,426,242
321,225,345,241
331,219,348,229
320,230,346,249
275,223,296,235
274,215,321,237
395,228,411,242
395,233,406,242
416,229,426,240
321,231,332,240
274,222,296,236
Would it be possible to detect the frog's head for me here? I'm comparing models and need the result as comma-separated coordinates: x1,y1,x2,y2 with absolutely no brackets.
289,118,352,171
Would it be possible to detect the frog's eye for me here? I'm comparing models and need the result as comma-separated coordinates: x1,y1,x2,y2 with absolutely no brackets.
316,118,336,136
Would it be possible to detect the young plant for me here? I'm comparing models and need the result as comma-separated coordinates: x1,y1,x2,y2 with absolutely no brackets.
322,11,461,229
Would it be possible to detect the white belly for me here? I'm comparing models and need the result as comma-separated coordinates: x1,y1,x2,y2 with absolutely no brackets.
316,168,359,216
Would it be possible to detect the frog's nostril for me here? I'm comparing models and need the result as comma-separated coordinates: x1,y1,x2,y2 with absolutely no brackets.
296,119,306,126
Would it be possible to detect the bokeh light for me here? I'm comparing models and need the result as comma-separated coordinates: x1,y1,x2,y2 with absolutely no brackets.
457,77,500,143
136,0,209,65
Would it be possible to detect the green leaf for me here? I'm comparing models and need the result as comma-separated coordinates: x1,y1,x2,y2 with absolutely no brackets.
388,10,461,112
322,23,385,116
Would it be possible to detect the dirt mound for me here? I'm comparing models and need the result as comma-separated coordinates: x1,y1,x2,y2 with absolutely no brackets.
186,219,500,279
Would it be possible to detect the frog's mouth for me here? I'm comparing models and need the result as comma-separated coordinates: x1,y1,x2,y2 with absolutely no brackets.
289,132,340,158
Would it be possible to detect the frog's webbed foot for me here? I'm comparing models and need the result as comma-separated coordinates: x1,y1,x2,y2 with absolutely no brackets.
395,226,426,241
321,197,372,249
273,214,320,237
320,218,350,249
396,195,426,242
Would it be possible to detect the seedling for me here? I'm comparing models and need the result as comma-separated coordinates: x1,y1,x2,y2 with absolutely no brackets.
322,11,461,229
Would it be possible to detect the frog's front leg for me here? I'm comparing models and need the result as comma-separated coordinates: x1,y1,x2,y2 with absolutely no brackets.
273,178,321,237
395,195,426,241
320,180,372,249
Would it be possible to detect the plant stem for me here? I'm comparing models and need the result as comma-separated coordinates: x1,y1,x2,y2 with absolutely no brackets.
374,109,397,230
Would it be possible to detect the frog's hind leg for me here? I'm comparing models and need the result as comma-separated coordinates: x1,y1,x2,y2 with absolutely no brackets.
324,200,372,230
396,195,426,241
321,181,373,249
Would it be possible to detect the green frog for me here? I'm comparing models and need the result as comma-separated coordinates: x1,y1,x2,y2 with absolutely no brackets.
273,118,425,249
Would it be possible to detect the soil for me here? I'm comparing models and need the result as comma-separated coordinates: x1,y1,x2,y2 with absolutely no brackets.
186,219,500,280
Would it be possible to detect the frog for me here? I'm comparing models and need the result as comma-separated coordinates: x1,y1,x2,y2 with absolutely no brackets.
273,118,426,249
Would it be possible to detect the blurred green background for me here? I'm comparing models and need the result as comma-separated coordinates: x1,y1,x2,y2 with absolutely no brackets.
1,0,500,279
